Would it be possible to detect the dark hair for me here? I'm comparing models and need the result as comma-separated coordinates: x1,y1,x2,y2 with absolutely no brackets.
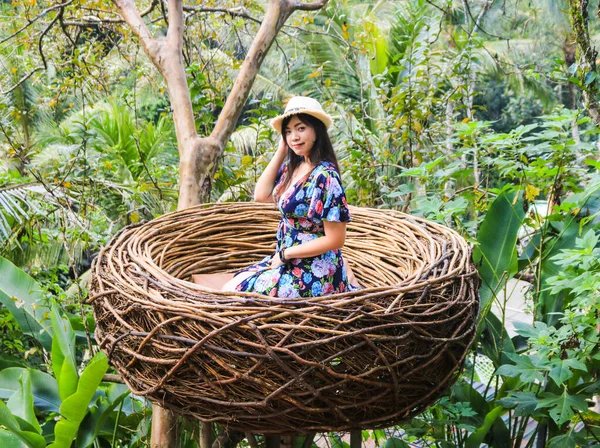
277,113,341,195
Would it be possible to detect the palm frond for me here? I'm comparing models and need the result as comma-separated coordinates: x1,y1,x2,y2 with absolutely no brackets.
6,233,86,272
0,182,88,268
478,46,557,107
0,183,47,239
230,124,269,155
29,144,83,172
136,116,178,163
251,73,295,100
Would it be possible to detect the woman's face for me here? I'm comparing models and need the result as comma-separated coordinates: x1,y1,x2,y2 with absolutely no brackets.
284,116,316,160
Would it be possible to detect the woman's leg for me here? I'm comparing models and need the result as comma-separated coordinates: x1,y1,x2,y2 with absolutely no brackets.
192,273,235,290
345,261,360,287
221,271,256,291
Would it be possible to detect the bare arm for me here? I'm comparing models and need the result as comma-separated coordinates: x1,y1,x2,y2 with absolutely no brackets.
254,138,288,202
272,221,347,267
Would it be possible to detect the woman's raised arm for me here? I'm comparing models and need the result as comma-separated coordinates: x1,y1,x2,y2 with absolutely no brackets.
254,137,287,203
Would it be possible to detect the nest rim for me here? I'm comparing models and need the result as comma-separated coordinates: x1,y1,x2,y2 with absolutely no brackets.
89,202,479,434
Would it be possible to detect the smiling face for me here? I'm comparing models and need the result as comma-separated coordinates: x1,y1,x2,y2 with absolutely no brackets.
284,116,316,160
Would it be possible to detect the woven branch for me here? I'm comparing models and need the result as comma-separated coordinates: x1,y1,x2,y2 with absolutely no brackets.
89,202,479,434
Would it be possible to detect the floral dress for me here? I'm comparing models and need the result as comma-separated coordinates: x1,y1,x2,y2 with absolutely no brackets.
234,160,358,298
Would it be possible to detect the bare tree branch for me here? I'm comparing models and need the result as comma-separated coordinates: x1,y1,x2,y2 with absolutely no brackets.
211,0,330,145
177,0,330,207
159,0,169,27
182,4,310,43
59,9,76,46
462,0,507,40
283,22,346,43
112,0,155,46
102,373,124,383
1,67,44,95
292,0,329,11
62,0,157,26
210,0,290,144
166,0,184,49
38,9,61,69
0,0,74,45
182,4,262,25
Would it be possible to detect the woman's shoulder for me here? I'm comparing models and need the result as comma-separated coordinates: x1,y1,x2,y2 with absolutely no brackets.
314,160,340,178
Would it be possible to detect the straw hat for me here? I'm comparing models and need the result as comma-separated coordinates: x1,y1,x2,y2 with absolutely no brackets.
270,96,333,133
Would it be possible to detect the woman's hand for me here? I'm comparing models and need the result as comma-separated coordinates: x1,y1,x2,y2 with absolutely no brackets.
270,250,285,269
253,137,288,203
276,136,288,156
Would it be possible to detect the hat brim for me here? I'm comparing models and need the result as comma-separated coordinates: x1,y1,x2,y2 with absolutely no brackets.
270,109,333,133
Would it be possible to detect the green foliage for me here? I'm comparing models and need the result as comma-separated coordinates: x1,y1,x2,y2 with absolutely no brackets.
0,256,52,351
1,97,180,273
212,96,281,202
2,0,600,446
0,368,60,413
491,225,600,441
0,400,45,448
49,351,109,448
0,260,144,447
536,390,589,425
0,307,26,358
50,303,79,401
474,192,525,312
7,370,42,435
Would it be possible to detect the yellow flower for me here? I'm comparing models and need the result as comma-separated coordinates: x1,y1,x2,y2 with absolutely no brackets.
308,67,322,79
525,184,540,202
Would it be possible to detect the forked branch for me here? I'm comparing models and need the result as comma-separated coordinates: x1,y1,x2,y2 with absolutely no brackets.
293,0,329,11
211,0,330,145
112,0,155,47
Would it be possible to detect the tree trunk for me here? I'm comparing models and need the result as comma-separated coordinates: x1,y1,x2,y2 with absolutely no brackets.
111,1,330,446
151,405,178,448
201,422,213,448
567,0,600,126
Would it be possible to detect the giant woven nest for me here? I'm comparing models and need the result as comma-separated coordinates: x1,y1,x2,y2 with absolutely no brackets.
88,202,479,434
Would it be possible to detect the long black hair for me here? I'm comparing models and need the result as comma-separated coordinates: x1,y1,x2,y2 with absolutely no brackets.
277,113,341,195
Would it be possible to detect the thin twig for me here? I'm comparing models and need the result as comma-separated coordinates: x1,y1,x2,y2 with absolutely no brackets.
1,67,44,95
0,0,75,45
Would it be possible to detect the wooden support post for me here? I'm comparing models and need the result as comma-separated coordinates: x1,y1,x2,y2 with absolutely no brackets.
151,404,178,447
201,422,213,448
350,430,362,448
212,430,245,448
266,435,280,448
301,433,316,448
281,435,294,448
246,433,259,448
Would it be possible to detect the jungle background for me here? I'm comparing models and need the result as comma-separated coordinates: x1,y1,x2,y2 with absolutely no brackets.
1,0,600,447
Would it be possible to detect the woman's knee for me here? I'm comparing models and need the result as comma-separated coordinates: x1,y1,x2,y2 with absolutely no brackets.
192,273,235,290
221,271,255,291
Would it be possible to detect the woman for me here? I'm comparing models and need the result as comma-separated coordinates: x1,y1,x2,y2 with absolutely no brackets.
193,96,358,297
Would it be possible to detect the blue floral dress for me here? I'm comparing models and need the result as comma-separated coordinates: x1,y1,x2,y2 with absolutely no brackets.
235,160,357,298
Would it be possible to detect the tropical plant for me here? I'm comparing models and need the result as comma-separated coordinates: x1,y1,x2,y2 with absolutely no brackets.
1,0,600,446
0,257,147,447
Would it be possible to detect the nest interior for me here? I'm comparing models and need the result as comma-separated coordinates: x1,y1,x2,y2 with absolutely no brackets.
89,202,479,434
